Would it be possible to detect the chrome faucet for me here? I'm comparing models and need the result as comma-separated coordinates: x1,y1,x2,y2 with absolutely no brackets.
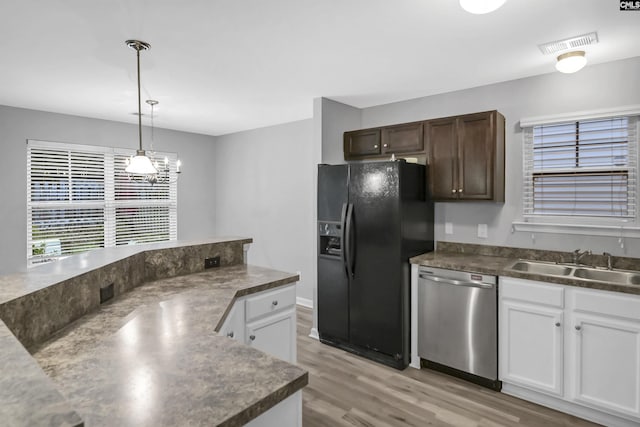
573,249,592,265
603,252,613,270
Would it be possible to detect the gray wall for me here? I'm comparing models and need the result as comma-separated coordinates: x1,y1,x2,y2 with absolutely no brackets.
320,98,361,164
213,119,316,303
321,56,640,257
0,105,217,275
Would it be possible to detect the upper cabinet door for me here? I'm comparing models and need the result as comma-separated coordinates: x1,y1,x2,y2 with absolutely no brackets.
344,129,381,159
457,111,495,200
425,111,505,202
425,118,458,200
381,122,424,154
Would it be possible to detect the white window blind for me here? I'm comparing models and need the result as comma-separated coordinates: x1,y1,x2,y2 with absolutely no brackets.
27,140,178,265
523,116,637,218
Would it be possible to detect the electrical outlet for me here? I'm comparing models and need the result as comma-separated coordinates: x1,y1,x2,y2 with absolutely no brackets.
478,224,488,239
100,283,114,304
445,222,453,235
204,256,220,269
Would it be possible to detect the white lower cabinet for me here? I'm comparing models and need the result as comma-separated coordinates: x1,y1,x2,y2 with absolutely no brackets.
500,299,564,396
245,391,302,427
247,307,296,363
217,283,300,427
500,277,640,427
569,291,640,420
218,284,297,363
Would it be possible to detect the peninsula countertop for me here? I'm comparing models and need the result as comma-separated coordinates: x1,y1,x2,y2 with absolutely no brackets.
31,264,307,427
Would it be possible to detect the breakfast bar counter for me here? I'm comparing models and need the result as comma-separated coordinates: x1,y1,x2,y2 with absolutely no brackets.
0,238,307,426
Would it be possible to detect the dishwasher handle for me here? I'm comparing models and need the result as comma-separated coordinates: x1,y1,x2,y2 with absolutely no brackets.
419,274,494,289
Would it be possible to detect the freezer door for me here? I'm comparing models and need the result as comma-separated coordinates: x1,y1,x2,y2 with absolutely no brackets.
347,162,404,358
318,164,348,222
317,163,350,342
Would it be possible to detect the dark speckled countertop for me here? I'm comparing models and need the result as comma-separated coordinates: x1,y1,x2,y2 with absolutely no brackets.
31,264,307,427
410,242,640,295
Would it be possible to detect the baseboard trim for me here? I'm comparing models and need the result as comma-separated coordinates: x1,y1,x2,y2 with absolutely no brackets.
296,297,313,309
502,383,639,427
309,328,319,340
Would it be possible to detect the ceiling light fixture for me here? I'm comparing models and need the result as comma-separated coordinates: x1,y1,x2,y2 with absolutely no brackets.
124,39,157,176
555,50,587,74
459,0,506,14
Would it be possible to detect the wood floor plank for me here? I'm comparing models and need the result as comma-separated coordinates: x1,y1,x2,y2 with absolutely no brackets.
296,306,600,427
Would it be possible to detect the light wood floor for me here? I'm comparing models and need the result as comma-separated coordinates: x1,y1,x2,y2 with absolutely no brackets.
296,306,600,427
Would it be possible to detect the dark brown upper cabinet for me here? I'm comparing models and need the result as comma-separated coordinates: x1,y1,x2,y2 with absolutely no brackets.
425,111,505,202
344,129,381,159
381,122,424,155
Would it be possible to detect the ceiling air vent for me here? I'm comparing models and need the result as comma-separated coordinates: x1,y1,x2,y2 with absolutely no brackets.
538,32,599,55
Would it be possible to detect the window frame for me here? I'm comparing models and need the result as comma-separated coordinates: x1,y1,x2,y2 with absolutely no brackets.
524,116,636,219
513,106,640,238
26,139,178,266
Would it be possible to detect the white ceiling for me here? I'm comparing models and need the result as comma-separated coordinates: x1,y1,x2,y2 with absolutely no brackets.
1,0,638,136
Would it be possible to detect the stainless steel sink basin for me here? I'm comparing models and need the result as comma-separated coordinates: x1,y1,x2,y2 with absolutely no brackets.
508,261,573,276
573,268,640,285
506,259,640,286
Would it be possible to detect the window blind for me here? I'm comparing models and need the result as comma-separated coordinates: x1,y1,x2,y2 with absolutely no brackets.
523,116,637,218
27,140,178,265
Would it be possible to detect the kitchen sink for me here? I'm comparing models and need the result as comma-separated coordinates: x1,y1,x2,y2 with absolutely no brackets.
508,260,573,276
573,268,640,285
506,259,640,286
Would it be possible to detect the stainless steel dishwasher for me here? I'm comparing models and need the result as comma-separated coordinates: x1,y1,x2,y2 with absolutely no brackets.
417,266,500,390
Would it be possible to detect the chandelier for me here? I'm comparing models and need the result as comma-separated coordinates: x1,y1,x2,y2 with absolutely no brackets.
144,99,182,185
123,39,182,184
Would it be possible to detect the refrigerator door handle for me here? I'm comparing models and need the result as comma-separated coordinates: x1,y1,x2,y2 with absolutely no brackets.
340,203,349,277
345,203,355,278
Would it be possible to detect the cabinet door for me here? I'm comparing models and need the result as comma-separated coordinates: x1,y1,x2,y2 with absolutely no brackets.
381,122,424,154
344,129,381,159
218,301,245,342
457,111,495,200
500,300,564,397
425,118,458,200
247,307,296,363
570,313,640,419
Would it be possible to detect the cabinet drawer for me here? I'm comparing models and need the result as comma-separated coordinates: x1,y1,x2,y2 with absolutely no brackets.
572,288,640,321
246,285,296,322
500,277,564,308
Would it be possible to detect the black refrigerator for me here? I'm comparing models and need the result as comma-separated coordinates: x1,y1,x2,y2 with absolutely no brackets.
317,160,434,369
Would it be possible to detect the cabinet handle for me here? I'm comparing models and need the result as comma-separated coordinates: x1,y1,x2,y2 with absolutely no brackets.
249,334,256,341
383,143,389,148
575,325,581,331
451,189,457,194
226,331,234,338
458,188,463,193
555,322,561,327
272,300,278,306
373,144,378,149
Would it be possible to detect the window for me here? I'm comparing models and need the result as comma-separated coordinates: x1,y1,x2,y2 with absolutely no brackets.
27,140,177,265
523,116,638,219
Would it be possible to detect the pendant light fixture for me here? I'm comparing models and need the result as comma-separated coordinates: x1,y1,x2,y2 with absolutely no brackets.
459,0,507,14
124,39,157,175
